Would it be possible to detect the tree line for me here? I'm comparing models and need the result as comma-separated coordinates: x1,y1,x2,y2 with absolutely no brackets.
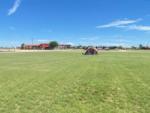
21,41,58,49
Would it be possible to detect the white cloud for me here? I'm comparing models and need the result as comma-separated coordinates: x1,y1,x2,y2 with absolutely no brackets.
66,42,74,45
37,39,49,42
96,19,141,28
128,25,150,31
8,0,21,16
81,36,99,41
96,18,150,31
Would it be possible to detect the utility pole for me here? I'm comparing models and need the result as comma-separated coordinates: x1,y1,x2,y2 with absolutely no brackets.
32,38,34,44
11,42,16,52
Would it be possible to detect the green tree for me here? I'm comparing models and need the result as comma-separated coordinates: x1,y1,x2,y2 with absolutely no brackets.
21,43,25,49
139,44,143,49
131,46,137,50
49,41,58,49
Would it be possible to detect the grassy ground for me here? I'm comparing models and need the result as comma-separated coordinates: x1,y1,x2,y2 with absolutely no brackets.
0,51,150,113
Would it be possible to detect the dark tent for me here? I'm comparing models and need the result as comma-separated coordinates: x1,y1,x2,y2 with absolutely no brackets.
84,47,98,55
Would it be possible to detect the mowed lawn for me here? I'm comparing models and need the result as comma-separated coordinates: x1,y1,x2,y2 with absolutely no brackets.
0,51,150,113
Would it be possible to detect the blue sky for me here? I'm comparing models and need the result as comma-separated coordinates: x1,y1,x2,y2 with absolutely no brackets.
1,0,150,47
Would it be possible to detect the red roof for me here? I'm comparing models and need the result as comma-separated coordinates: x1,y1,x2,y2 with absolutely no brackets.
39,43,49,48
25,43,49,49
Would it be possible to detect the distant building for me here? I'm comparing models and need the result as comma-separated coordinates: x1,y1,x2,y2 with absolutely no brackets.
39,43,49,49
23,43,49,50
24,44,39,50
21,43,72,50
58,44,71,49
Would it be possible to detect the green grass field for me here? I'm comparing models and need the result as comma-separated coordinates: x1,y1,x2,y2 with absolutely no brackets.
0,51,150,113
